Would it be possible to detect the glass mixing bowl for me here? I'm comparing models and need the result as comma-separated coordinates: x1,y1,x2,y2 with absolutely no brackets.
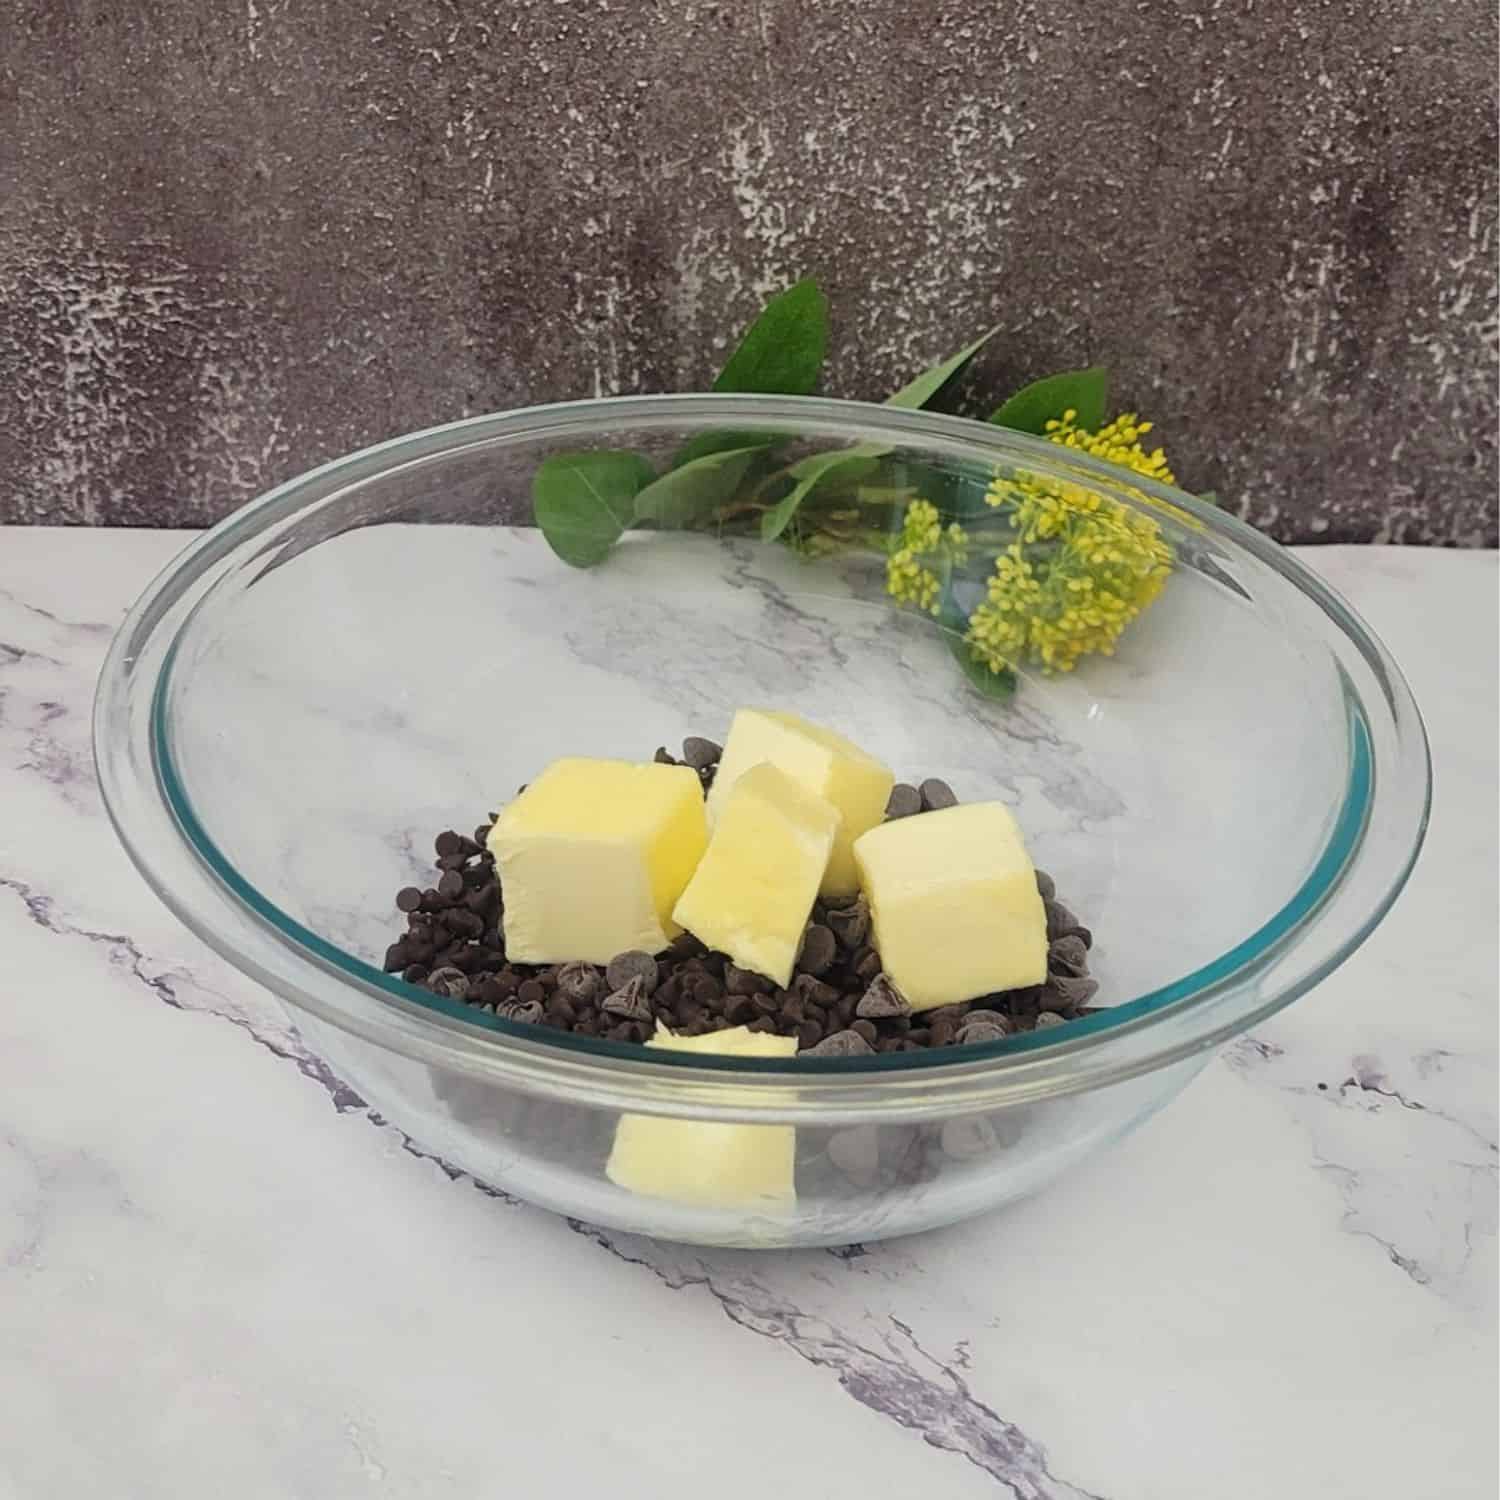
94,395,1430,1247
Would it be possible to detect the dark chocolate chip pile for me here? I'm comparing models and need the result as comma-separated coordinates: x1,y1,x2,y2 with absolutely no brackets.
382,741,1099,1054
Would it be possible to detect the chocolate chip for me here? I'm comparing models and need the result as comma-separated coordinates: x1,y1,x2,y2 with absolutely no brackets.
681,736,721,770
1035,869,1056,902
555,961,602,1004
1045,899,1090,943
724,962,768,996
1046,974,1099,1009
850,1018,878,1045
929,1015,960,1047
885,783,922,819
474,977,509,1007
802,1029,875,1057
668,930,707,960
1034,1011,1067,1028
825,896,870,951
516,978,546,1008
1048,933,1090,978
602,975,654,1022
797,924,837,977
856,973,911,1019
796,1019,824,1048
396,886,423,913
653,746,677,765
383,942,408,972
724,994,755,1025
918,777,958,811
691,974,723,1007
789,973,839,1009
425,965,469,1000
402,963,430,984
854,950,882,984
501,999,544,1025
961,1007,1010,1030
606,950,659,996
443,909,483,938
1005,986,1045,1020
437,869,465,900
464,884,497,914
434,830,463,858
956,1018,1010,1045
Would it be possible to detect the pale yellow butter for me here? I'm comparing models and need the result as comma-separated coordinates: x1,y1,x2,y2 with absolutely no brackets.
488,758,708,964
852,802,1047,1011
705,708,894,899
606,1025,798,1208
673,761,839,987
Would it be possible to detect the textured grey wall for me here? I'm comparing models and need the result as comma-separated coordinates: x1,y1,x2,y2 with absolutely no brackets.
0,1,1495,543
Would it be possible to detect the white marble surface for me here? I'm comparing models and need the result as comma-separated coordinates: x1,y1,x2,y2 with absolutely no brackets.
0,531,1494,1500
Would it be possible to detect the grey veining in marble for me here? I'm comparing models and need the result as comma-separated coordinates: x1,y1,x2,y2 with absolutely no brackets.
0,530,1494,1499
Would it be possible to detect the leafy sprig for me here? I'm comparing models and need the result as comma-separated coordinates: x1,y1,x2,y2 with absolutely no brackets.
531,277,1199,701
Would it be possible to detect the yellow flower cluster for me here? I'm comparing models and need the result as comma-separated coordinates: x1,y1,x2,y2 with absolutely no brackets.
885,498,967,616
963,411,1176,676
1044,410,1175,487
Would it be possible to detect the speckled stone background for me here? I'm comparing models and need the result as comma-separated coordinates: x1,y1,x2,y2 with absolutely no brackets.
0,1,1495,543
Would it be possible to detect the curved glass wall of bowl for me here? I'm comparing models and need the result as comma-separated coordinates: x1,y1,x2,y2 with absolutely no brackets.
151,414,1366,1042
96,397,1427,1245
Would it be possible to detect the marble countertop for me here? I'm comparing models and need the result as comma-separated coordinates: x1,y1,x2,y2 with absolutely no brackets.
1,532,1494,1500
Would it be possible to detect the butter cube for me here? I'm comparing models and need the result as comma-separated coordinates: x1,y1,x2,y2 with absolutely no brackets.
706,708,894,899
852,802,1046,1012
673,761,839,987
489,758,708,964
606,1026,798,1208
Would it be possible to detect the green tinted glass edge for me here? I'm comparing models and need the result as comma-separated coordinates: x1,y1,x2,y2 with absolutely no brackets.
149,627,1374,1078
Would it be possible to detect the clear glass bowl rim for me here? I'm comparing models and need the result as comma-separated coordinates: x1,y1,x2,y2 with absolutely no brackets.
94,393,1431,1118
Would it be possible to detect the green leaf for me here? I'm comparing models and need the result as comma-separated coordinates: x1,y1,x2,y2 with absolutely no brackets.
1198,489,1220,506
760,324,1000,542
670,428,783,469
988,366,1110,434
885,328,998,410
760,449,881,542
532,450,655,567
938,588,1017,700
713,278,828,396
947,632,1018,699
633,444,772,529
